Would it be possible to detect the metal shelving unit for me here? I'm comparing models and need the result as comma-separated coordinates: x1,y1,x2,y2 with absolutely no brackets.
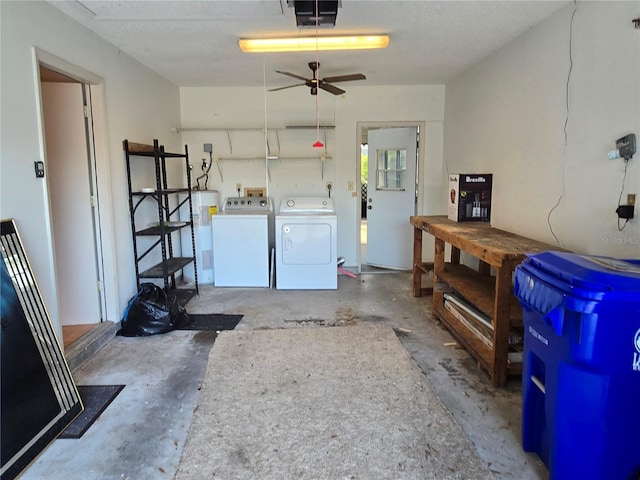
124,139,198,305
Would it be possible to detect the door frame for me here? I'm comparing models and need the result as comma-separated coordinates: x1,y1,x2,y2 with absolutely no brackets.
356,121,425,271
34,48,119,330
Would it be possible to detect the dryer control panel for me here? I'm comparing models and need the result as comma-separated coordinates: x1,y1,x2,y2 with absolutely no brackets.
279,197,335,214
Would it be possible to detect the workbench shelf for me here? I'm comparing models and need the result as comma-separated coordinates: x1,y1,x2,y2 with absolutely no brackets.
410,215,561,386
437,263,523,325
124,139,198,304
435,300,495,365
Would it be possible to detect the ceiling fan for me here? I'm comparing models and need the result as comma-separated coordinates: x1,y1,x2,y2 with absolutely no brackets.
270,61,366,95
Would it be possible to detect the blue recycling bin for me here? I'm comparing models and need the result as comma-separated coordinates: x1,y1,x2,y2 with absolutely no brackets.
514,251,640,480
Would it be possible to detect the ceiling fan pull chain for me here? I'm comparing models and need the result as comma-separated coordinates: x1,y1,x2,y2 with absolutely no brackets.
313,0,324,148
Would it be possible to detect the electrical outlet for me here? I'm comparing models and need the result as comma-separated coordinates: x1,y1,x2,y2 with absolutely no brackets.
235,183,242,192
326,181,333,191
628,194,637,206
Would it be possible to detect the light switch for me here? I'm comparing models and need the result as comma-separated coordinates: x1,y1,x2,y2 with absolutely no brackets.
34,161,45,178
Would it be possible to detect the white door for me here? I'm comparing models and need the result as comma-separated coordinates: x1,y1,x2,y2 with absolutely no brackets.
41,81,102,325
366,127,417,270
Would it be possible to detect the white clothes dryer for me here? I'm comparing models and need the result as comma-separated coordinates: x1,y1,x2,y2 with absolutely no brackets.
211,197,273,287
275,197,337,290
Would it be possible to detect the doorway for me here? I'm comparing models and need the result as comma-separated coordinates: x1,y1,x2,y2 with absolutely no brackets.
39,65,105,347
358,122,423,272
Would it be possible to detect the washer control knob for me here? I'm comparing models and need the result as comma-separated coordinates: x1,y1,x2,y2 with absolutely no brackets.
287,199,295,208
322,200,327,206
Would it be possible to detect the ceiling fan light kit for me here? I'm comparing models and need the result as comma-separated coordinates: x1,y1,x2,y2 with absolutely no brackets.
238,35,389,53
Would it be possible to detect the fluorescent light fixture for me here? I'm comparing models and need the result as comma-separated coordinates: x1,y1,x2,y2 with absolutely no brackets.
239,35,389,53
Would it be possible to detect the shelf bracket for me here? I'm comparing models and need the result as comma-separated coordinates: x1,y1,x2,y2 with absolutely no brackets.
226,130,232,154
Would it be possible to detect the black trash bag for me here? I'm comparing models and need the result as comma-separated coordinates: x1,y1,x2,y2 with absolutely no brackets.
118,283,190,337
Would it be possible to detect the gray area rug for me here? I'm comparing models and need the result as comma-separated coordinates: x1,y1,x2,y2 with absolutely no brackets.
176,325,494,479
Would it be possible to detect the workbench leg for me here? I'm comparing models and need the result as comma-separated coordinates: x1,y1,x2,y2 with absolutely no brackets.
491,261,514,387
412,227,423,297
479,260,491,276
434,238,445,282
450,246,460,265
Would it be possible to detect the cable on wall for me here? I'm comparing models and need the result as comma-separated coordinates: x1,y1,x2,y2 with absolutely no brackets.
547,0,577,247
617,158,630,231
615,17,640,231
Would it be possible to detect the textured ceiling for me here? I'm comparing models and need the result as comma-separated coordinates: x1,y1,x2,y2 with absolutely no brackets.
49,0,568,88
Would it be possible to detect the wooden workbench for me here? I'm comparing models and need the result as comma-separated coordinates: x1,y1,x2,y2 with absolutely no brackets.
410,215,562,386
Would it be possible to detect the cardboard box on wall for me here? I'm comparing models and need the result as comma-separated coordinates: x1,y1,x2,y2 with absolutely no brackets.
448,174,492,222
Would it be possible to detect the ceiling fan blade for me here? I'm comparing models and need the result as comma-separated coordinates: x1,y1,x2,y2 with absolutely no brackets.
275,70,309,82
269,83,306,92
319,83,345,96
321,73,366,83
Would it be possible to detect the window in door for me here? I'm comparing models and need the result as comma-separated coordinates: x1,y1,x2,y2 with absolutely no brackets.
376,148,406,190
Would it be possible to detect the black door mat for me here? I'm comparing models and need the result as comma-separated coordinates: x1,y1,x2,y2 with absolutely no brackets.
178,314,244,332
59,385,125,439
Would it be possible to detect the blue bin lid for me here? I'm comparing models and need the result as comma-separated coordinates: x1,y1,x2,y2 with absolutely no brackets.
520,251,640,301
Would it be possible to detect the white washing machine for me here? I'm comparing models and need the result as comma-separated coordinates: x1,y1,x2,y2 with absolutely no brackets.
275,197,337,290
211,196,273,287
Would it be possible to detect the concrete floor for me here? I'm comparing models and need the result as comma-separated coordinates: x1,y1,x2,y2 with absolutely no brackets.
21,272,547,480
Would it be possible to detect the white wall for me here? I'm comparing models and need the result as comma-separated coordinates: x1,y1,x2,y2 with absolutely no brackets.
0,1,182,331
444,1,640,258
180,84,446,266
